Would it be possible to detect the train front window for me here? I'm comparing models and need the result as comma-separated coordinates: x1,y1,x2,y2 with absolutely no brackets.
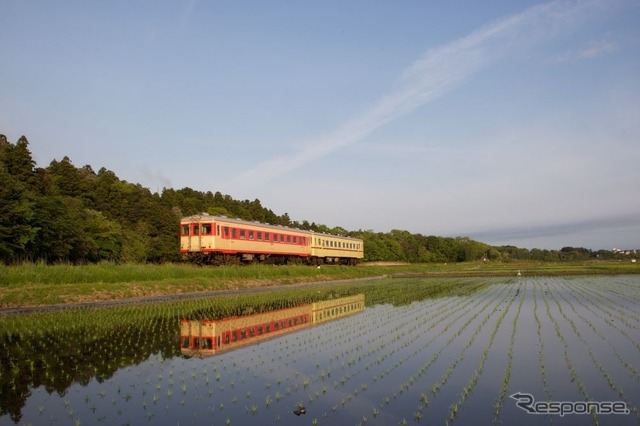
192,225,200,235
181,337,190,348
202,224,211,235
181,225,189,236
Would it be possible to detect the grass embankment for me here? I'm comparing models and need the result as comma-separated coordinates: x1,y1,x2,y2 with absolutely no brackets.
0,260,637,308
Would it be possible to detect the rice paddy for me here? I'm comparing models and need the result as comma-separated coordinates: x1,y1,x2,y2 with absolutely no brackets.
1,275,639,425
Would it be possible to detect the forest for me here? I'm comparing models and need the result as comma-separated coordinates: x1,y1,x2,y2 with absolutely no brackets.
0,134,629,265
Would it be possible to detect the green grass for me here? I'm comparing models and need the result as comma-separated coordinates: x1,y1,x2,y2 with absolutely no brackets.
0,260,637,308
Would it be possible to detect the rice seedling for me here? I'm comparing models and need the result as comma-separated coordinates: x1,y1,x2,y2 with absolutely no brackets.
2,275,639,425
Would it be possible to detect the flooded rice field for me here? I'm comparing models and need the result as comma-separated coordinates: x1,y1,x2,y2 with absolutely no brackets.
1,275,639,425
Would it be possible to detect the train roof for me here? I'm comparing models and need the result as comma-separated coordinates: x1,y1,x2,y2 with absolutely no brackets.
181,213,362,241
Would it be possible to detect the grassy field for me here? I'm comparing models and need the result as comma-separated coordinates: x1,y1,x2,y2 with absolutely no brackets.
0,260,638,308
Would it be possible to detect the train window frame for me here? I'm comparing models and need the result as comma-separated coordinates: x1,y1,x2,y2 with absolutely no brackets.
249,230,254,240
257,231,262,240
265,232,270,241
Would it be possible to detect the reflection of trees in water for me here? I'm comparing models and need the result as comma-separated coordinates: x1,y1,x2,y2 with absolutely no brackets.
0,317,180,423
0,277,490,422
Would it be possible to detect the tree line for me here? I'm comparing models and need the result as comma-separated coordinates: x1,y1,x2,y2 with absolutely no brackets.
0,134,628,264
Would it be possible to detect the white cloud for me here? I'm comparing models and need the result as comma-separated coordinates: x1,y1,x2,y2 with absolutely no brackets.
227,0,611,191
579,40,617,57
551,39,617,62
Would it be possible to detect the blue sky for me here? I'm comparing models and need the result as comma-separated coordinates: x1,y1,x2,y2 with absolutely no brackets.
2,0,639,250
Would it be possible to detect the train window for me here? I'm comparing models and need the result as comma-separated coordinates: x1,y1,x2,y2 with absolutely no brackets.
293,236,297,244
202,224,211,235
280,234,285,243
258,326,263,335
266,324,270,332
257,231,262,240
224,227,229,237
232,331,237,342
287,235,291,243
232,228,237,238
249,231,254,240
181,225,189,236
249,327,255,337
265,233,270,241
274,322,279,330
202,338,212,349
217,225,220,235
224,334,230,344
240,329,247,339
192,225,200,235
181,337,190,348
240,230,246,239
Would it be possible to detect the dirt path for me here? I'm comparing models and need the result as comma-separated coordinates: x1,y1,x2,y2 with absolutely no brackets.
0,275,385,316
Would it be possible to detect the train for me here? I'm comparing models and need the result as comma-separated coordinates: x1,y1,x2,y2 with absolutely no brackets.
180,294,365,357
180,213,364,265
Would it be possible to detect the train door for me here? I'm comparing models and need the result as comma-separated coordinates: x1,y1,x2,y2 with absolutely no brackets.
180,224,191,252
218,224,231,252
191,223,201,252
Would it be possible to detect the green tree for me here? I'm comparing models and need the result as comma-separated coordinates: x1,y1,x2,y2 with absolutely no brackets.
0,136,39,262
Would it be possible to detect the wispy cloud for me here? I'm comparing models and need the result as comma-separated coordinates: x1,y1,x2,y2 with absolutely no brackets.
578,40,617,58
465,212,640,246
551,39,617,62
228,0,610,189
178,0,200,30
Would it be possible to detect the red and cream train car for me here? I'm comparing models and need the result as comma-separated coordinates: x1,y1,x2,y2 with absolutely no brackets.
180,214,363,265
180,294,365,357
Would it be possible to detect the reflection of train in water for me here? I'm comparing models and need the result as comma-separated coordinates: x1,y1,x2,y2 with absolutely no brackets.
180,294,365,357
180,214,364,265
